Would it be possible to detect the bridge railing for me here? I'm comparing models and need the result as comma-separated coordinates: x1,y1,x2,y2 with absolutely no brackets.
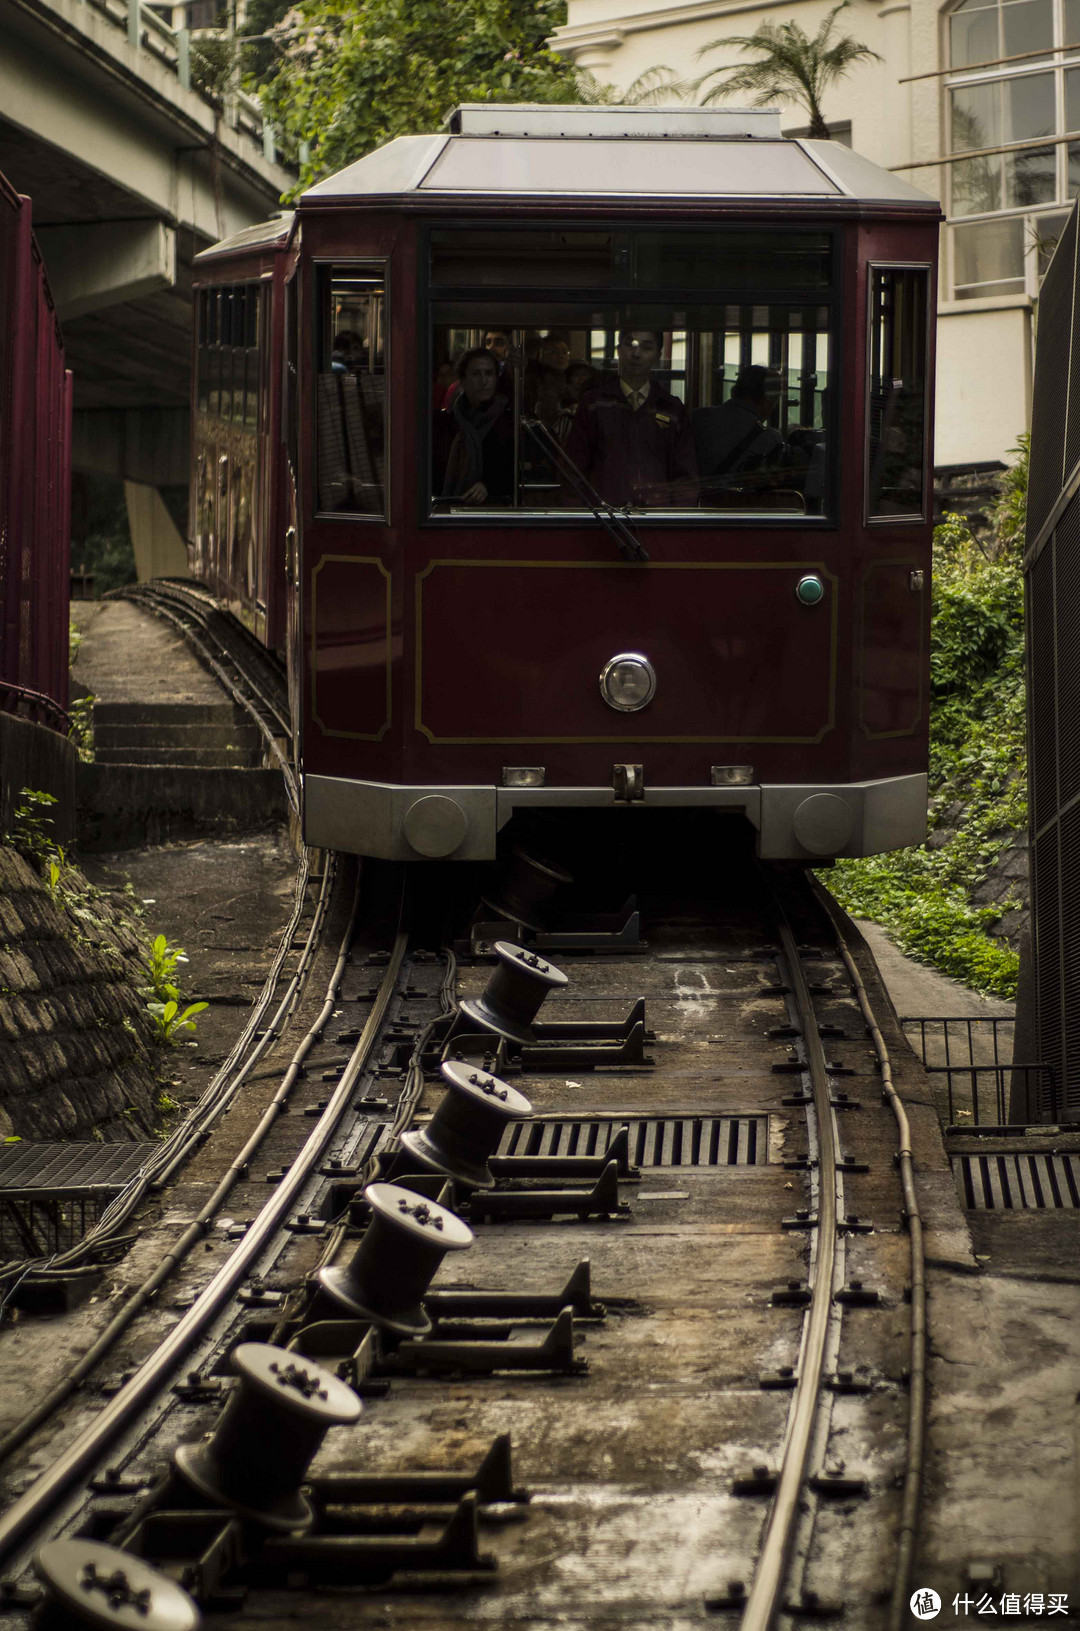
81,0,280,162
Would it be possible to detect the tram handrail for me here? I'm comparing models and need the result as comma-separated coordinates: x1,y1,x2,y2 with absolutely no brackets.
520,418,649,564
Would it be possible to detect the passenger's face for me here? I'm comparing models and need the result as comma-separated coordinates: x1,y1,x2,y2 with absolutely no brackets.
618,332,659,385
541,337,570,369
463,356,498,406
485,332,510,361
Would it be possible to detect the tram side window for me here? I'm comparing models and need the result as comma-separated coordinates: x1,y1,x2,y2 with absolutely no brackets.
316,267,387,516
867,267,929,520
430,306,833,516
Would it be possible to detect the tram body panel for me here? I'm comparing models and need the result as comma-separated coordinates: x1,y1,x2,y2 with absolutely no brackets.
193,109,939,864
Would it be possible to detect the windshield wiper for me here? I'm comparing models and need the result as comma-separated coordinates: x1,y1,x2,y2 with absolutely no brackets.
521,417,649,564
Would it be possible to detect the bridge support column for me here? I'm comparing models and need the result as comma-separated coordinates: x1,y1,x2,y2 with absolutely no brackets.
124,480,190,581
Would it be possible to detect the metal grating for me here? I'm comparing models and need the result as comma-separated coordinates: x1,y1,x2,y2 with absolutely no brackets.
953,1152,1080,1209
1034,827,1064,1117
1029,542,1057,835
0,1142,151,1194
498,1116,768,1167
1028,204,1076,541
0,1142,152,1261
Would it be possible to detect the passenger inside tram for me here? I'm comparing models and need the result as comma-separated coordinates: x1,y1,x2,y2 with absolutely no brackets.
561,329,699,508
692,365,786,500
435,346,515,506
429,312,832,515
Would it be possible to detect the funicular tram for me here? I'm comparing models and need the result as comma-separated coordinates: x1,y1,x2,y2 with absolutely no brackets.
191,105,941,865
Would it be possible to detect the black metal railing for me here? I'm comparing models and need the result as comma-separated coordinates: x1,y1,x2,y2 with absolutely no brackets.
900,1015,1059,1128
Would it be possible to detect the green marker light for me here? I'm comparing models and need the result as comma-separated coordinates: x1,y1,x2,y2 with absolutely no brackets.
795,574,825,606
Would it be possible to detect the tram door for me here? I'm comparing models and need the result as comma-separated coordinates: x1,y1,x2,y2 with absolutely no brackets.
302,261,390,758
284,263,303,758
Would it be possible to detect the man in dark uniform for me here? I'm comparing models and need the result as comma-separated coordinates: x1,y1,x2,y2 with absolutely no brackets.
562,330,698,508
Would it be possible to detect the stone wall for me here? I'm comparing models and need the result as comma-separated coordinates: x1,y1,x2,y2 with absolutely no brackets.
0,714,77,847
0,844,163,1140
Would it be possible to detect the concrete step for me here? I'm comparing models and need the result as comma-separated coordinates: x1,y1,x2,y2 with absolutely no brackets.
93,701,244,727
93,745,263,768
93,721,262,752
77,762,289,850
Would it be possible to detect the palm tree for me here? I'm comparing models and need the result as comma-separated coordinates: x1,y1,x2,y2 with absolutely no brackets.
690,1,879,140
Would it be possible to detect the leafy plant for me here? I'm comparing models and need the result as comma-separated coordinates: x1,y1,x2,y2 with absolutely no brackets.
690,0,880,138
69,693,95,762
824,460,1028,999
147,999,209,1044
254,0,607,193
10,788,65,873
141,933,190,1005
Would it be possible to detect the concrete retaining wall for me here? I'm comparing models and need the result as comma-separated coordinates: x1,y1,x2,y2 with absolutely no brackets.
0,714,77,846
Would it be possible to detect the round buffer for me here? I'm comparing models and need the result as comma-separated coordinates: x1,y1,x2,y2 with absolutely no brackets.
173,1342,360,1532
400,1061,532,1188
458,940,568,1045
317,1181,473,1336
33,1540,199,1631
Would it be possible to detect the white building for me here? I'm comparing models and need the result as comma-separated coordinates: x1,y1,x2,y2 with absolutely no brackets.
551,0,1074,470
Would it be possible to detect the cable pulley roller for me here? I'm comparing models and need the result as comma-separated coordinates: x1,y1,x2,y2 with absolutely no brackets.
173,1343,361,1532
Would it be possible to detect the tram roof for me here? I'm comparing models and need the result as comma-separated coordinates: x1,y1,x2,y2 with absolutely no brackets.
195,213,294,263
300,105,936,209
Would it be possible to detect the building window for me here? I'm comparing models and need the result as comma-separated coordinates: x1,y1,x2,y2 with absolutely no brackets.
946,0,1080,297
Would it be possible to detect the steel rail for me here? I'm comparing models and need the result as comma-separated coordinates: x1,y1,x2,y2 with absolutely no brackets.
0,863,354,1470
127,581,292,741
812,881,928,1631
0,899,407,1571
740,911,841,1631
122,578,291,721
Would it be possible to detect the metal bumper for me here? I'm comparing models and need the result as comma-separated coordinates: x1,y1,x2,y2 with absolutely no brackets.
303,772,927,863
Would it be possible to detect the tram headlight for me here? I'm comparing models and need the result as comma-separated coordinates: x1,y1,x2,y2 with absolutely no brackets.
600,653,656,713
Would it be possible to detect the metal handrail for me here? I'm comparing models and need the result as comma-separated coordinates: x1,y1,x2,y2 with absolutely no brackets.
0,679,71,737
70,0,279,158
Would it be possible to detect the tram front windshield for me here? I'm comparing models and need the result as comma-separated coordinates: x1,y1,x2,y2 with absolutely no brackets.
428,227,836,519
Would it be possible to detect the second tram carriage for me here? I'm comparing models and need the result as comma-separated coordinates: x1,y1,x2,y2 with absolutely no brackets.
192,105,941,864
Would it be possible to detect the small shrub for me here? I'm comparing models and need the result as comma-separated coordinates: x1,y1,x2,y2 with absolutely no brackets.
10,789,65,873
147,999,209,1044
141,933,189,1005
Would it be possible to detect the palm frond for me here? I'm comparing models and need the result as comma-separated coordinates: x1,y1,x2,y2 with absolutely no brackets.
621,64,688,105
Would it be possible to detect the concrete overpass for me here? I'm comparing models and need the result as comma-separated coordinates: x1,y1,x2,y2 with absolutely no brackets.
0,0,292,572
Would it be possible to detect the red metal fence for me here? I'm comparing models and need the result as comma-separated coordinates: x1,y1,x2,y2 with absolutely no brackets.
0,172,72,735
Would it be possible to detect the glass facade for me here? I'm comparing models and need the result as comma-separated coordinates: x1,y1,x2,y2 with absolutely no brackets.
947,0,1080,296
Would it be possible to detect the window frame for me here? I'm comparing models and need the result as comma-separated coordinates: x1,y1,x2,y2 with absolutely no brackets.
944,0,1080,297
864,261,935,526
418,217,844,530
312,255,391,525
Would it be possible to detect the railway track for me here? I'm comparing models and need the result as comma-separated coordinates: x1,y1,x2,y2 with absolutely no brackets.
0,827,928,1631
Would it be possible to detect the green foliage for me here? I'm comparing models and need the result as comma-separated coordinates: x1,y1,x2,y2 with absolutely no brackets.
146,999,209,1044
69,693,95,763
140,933,190,1005
253,0,598,192
691,0,880,138
10,789,65,873
192,32,238,99
825,452,1029,999
70,474,136,596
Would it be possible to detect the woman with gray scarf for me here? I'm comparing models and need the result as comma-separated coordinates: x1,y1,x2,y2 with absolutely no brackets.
439,347,515,505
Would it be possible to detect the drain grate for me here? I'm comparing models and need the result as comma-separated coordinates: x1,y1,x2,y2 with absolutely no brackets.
953,1152,1080,1209
498,1116,767,1168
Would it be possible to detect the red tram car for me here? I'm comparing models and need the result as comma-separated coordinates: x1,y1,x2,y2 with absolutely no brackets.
0,172,73,732
192,105,940,864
